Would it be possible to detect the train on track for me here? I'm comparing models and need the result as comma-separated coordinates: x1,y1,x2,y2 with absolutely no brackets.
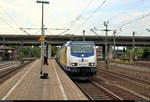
56,41,97,80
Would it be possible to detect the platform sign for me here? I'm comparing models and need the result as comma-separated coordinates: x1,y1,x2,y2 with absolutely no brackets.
39,35,45,41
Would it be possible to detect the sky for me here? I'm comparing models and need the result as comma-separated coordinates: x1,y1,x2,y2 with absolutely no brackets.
0,0,150,36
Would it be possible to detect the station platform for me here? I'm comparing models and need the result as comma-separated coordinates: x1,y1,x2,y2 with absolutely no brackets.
0,59,88,100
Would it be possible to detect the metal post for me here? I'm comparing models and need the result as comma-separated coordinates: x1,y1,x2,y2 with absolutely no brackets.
117,46,119,58
102,46,105,60
133,31,135,61
46,43,48,57
2,37,5,60
36,1,49,75
40,3,44,75
104,22,108,61
113,30,116,59
123,47,126,60
21,40,24,64
83,30,85,41
105,22,108,60
48,44,52,59
104,21,109,70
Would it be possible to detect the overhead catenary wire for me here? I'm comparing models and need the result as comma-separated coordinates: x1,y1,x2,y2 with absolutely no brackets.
70,0,94,28
46,28,69,35
0,5,34,36
32,30,41,35
47,29,70,39
19,28,31,36
115,0,149,31
0,2,70,37
0,16,19,34
19,27,70,37
93,0,146,36
76,0,108,30
20,28,69,30
0,6,21,31
82,0,107,25
90,29,103,38
116,12,150,29
47,30,53,35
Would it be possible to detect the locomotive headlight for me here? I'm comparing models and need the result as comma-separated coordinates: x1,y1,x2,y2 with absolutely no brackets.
89,63,95,66
81,54,84,57
71,63,77,66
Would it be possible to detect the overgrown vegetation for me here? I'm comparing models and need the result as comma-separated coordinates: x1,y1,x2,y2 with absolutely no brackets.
11,46,58,58
113,47,150,64
113,59,134,64
23,47,41,58
11,46,40,58
51,46,58,57
126,47,150,60
142,47,150,59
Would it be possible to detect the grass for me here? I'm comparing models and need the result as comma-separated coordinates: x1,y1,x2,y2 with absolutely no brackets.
113,59,134,64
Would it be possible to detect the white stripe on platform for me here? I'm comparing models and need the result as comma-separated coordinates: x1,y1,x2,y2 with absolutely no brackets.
2,61,37,100
52,60,68,100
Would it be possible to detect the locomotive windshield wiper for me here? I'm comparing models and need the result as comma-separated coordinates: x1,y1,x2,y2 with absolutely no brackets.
81,47,84,53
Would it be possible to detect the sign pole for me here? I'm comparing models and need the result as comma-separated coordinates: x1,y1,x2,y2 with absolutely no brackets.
36,0,49,77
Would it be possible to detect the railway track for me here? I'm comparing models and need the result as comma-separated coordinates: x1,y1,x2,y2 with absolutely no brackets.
112,60,150,68
0,61,32,84
98,61,150,82
99,68,150,86
0,61,20,69
75,80,123,100
98,69,150,100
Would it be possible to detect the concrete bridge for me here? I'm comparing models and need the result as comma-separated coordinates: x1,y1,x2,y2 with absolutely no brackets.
0,34,150,59
0,34,150,46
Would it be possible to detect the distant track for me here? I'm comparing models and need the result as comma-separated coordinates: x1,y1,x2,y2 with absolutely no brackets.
0,61,32,84
0,61,20,69
98,69,150,100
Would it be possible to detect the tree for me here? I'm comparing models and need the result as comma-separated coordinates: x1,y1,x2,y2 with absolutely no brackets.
135,47,143,58
51,46,58,57
142,47,150,59
126,49,131,59
11,46,40,58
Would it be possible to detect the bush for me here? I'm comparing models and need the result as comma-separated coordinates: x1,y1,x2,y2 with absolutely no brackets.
113,59,134,64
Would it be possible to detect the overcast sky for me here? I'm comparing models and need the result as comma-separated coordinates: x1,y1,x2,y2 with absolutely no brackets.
0,0,150,36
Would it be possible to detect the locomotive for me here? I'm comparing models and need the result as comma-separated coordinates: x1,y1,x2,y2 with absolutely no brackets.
56,41,97,80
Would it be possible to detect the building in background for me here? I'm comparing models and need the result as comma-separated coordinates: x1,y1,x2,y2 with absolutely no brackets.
96,46,103,59
0,46,18,60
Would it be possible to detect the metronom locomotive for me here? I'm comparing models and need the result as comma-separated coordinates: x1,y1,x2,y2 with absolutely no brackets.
56,41,97,80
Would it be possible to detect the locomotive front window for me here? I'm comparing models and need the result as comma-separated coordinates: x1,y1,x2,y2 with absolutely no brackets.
71,44,94,54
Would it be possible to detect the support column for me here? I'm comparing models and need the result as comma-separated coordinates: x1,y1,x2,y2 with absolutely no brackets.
102,46,105,60
108,45,113,59
2,37,5,60
46,44,48,57
132,31,135,61
48,44,51,59
20,40,24,64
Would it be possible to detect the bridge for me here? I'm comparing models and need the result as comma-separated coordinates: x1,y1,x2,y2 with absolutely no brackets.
0,34,150,46
0,34,150,59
